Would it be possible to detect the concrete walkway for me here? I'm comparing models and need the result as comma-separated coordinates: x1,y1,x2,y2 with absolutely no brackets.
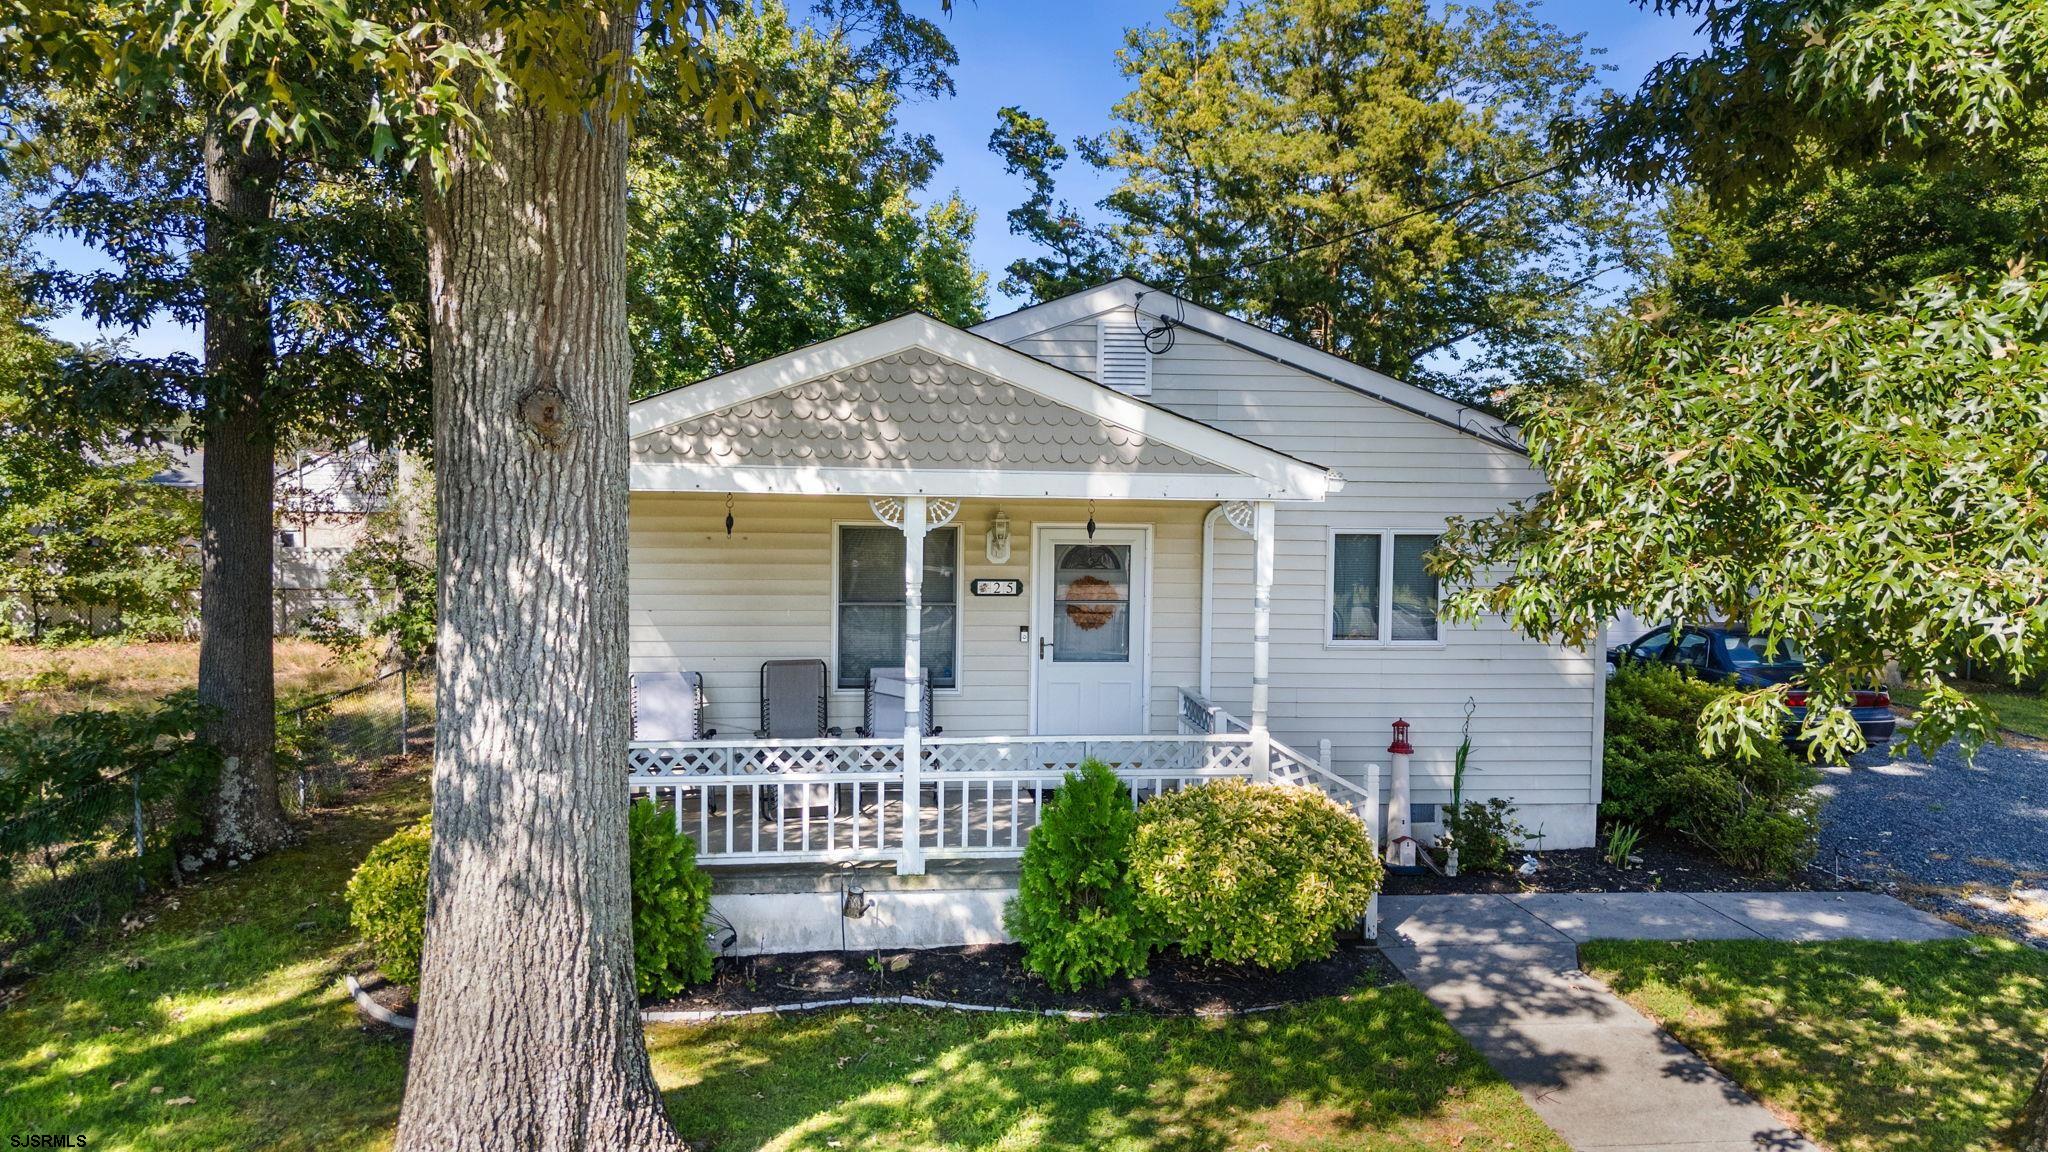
1380,892,1966,1152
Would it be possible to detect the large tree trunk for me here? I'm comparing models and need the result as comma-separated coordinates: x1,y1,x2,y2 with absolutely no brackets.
394,10,677,1148
2021,1052,2048,1152
198,130,291,860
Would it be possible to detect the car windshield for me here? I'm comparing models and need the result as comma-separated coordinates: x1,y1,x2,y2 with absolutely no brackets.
1721,633,1801,667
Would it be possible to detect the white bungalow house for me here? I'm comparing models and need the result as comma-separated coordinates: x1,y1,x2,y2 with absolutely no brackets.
622,280,1602,946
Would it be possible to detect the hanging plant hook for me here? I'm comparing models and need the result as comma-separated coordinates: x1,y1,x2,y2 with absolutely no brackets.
1086,499,1097,539
724,493,735,539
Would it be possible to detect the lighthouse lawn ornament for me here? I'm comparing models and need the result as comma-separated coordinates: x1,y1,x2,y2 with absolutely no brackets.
1384,719,1416,868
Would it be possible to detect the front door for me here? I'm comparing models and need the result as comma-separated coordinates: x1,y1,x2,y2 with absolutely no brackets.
1035,528,1148,735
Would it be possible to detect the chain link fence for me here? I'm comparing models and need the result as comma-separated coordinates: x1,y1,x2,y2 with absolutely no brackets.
0,767,163,972
1,663,432,974
279,662,433,816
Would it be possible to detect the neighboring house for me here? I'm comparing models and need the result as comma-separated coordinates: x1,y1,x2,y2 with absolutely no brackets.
154,441,393,632
622,276,1604,916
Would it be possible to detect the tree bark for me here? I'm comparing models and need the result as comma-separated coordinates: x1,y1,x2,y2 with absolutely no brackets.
394,9,678,1148
198,129,292,860
2021,1051,2048,1152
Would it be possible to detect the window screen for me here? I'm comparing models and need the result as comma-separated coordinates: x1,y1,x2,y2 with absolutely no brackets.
836,526,958,690
1390,534,1440,641
1330,533,1381,641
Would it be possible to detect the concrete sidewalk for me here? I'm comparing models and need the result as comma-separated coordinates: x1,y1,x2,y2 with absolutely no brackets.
1380,891,1965,1152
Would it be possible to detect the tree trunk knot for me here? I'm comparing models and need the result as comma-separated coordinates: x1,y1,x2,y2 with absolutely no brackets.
519,384,574,448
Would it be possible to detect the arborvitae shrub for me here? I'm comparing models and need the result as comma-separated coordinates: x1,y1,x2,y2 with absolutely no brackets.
1004,758,1151,990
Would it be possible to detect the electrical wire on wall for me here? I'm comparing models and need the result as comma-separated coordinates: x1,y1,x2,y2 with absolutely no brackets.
1129,289,1184,355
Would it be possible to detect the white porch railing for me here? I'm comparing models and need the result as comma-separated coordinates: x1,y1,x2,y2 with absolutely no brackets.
1177,687,1380,822
627,728,1259,865
626,688,1382,883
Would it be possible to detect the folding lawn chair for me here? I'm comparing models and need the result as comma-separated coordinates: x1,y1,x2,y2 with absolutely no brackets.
629,671,715,741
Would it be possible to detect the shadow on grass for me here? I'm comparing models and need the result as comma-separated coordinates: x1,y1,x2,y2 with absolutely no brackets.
9,764,1564,1152
651,988,1564,1152
0,779,423,1152
1583,937,2048,1152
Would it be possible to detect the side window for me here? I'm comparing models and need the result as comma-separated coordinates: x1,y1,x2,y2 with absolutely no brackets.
1329,533,1382,642
1671,630,1712,670
1327,531,1440,644
1389,534,1441,642
1628,628,1672,661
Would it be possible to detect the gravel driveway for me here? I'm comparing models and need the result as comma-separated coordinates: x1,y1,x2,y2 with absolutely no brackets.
1817,733,2048,944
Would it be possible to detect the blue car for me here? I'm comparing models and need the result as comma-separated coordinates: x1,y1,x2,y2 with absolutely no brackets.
1608,624,1896,748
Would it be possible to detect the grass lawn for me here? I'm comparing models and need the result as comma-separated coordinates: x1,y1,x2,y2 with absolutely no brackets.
1582,938,2048,1152
0,769,426,1151
1893,682,2048,741
1,770,1564,1152
0,639,362,719
650,997,1561,1152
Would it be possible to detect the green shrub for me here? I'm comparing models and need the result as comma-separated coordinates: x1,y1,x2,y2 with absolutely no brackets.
1442,797,1528,874
629,799,715,999
0,691,218,882
346,802,716,997
345,815,430,986
1604,660,1821,875
1004,758,1150,990
1129,779,1382,971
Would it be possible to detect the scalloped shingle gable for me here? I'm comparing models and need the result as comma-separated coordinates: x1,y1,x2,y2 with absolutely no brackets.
632,351,1229,474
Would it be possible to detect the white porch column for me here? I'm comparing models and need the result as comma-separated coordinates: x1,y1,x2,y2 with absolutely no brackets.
1249,499,1275,783
897,495,928,875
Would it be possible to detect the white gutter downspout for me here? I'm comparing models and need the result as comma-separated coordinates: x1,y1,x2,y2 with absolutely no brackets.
1200,504,1225,698
1199,473,1343,699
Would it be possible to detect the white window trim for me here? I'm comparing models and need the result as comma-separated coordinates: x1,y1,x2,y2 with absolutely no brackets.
829,521,966,696
1324,528,1447,649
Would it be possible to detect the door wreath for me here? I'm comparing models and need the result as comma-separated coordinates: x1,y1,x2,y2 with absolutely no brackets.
1062,574,1122,630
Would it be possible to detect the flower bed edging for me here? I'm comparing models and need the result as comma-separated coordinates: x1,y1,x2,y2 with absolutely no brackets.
346,975,1295,1029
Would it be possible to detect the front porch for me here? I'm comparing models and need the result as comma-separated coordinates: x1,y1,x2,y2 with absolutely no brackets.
629,688,1382,954
626,687,1381,868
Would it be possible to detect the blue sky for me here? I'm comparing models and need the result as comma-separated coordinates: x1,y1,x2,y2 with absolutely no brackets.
37,0,1701,357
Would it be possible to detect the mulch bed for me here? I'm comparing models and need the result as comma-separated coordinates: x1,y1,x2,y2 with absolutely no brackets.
645,939,1401,1017
1382,833,1854,896
352,969,417,1018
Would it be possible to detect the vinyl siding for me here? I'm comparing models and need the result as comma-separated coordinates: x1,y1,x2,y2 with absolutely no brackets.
1011,316,1599,827
629,494,1207,739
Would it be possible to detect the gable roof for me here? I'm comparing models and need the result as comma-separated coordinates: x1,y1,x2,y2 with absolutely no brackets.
971,279,1525,454
628,313,1340,502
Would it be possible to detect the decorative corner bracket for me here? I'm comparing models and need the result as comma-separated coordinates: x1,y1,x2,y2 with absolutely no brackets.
1221,500,1257,537
870,497,960,530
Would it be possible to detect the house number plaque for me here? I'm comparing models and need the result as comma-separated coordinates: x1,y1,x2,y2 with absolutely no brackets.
972,579,1023,597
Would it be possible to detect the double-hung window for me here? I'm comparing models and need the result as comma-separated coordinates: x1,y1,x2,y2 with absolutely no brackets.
835,526,959,690
1328,531,1441,644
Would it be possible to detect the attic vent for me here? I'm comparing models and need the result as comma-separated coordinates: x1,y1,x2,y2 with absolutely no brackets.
1095,312,1153,395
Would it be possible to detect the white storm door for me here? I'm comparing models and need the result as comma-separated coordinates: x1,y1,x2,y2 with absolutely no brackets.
1034,528,1148,736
